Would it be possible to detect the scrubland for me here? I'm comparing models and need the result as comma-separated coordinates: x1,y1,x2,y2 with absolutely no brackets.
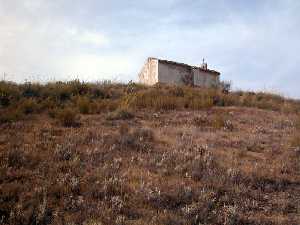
0,80,300,225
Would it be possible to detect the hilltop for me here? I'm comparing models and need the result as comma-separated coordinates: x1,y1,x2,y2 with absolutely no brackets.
0,80,300,225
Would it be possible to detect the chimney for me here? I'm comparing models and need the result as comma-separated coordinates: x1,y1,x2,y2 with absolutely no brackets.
201,58,208,70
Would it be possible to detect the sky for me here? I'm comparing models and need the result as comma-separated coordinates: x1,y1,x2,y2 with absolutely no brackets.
0,0,300,98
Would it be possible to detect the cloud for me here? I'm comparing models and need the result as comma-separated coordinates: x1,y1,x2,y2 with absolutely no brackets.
0,0,299,98
77,32,110,47
0,1,114,81
65,28,110,47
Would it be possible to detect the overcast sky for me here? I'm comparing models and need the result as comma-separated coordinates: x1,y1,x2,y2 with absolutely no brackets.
0,0,299,98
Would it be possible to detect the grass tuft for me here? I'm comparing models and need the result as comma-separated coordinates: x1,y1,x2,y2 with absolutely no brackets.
56,107,80,127
107,108,134,120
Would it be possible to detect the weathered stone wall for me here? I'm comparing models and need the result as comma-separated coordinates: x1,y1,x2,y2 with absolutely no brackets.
138,58,158,85
192,69,219,87
158,61,191,85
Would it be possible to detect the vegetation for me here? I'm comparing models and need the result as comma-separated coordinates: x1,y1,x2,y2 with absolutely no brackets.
292,115,300,148
107,108,134,120
1,80,300,124
0,80,300,225
56,107,80,127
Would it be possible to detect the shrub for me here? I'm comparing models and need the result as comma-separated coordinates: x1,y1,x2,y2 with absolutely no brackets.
282,101,300,114
107,108,134,120
40,97,57,111
89,86,108,99
0,81,21,107
68,79,89,96
0,108,23,124
223,205,240,225
239,92,256,107
57,108,80,127
43,81,80,102
252,92,285,111
114,126,154,151
220,93,240,106
19,98,39,114
77,97,91,114
153,96,183,110
170,86,185,97
212,114,226,129
185,97,213,110
94,99,120,113
125,81,145,94
6,148,27,168
219,80,231,93
182,87,215,109
0,81,299,119
56,83,72,101
21,82,42,98
123,89,184,111
194,113,233,131
47,107,58,118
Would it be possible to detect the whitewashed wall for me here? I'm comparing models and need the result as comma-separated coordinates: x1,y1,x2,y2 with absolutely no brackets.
192,69,219,87
158,61,190,85
138,58,158,85
139,58,220,87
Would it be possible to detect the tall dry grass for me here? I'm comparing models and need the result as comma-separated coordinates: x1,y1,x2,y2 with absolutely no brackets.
1,80,300,125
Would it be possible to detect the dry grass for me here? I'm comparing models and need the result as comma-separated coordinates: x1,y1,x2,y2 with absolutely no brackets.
56,107,80,127
76,96,92,114
107,108,134,120
0,81,300,225
1,80,299,125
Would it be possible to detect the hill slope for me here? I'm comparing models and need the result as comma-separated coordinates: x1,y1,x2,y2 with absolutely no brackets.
0,81,300,225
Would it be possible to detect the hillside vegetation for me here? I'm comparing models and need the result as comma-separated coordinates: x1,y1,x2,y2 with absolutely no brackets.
0,80,300,225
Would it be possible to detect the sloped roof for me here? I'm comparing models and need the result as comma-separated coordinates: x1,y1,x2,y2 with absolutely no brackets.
149,57,220,75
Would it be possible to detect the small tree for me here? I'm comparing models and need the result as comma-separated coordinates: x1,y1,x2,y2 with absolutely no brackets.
219,80,232,94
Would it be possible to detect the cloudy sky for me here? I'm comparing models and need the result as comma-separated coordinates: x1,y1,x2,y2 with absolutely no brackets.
0,0,299,98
